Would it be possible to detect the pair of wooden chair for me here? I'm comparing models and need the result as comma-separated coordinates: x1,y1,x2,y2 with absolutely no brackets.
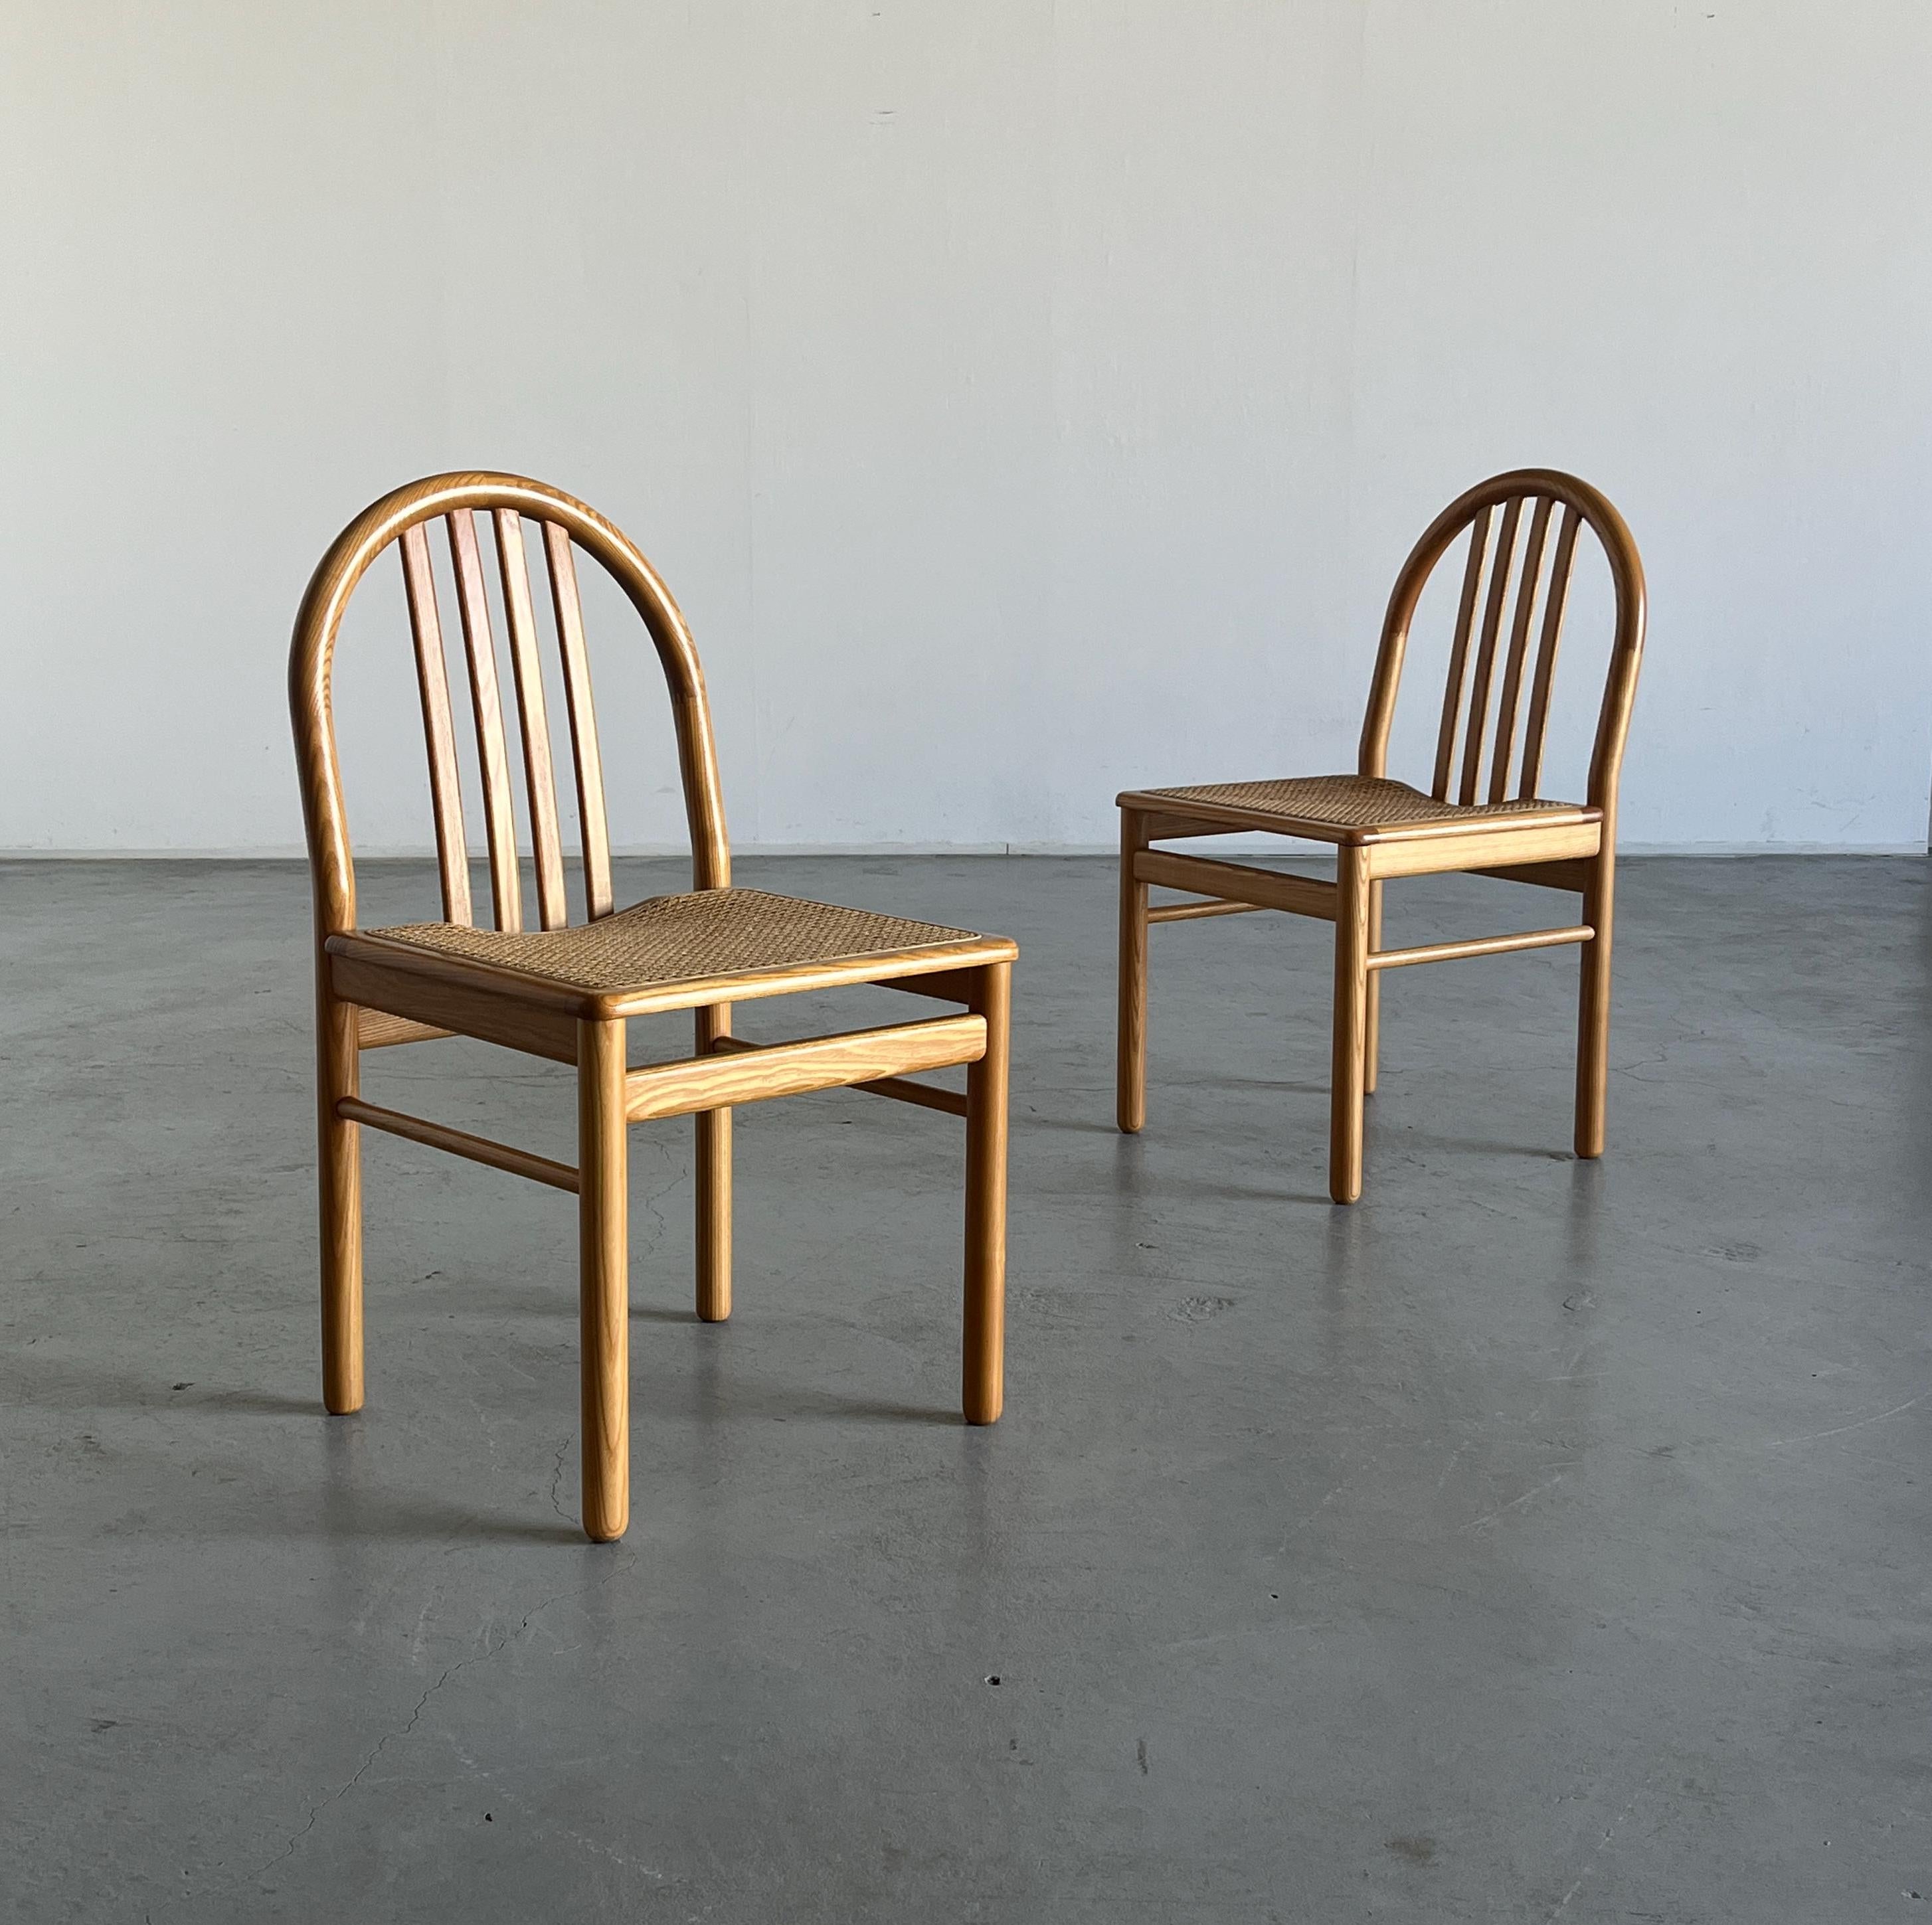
290,467,1642,1543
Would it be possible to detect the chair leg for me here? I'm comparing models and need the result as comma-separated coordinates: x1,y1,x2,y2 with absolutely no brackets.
317,981,364,1414
1363,879,1384,1096
1116,809,1149,1133
1330,849,1371,1205
963,961,1010,1425
1575,851,1615,1159
694,1004,733,1322
578,1016,630,1543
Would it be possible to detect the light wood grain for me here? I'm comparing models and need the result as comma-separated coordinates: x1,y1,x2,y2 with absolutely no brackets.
1146,898,1263,924
317,977,363,1413
356,1009,453,1050
329,950,579,1063
337,1096,580,1192
578,1017,628,1543
290,470,1021,1541
962,962,1010,1425
1490,495,1555,802
695,1003,732,1323
1133,849,1338,920
542,523,614,922
1117,808,1150,1133
1330,848,1371,1205
624,1015,986,1124
1366,924,1592,972
494,510,568,930
1116,466,1646,1197
709,1035,968,1116
448,510,523,934
398,525,472,926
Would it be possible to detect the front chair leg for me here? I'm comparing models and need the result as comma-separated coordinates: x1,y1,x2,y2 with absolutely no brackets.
694,1003,733,1322
962,962,1011,1424
317,981,365,1414
1330,849,1371,1205
1116,809,1150,1133
578,1016,630,1543
1575,853,1616,1159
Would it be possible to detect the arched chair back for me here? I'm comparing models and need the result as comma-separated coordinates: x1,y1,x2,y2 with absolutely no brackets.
1358,468,1646,819
289,471,729,944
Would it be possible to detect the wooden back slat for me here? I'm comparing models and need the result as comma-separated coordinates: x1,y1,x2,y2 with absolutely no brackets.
447,510,523,934
1431,507,1493,799
1517,504,1581,799
398,527,473,926
493,511,569,930
544,523,614,921
1358,468,1645,819
1456,495,1524,804
1488,495,1555,802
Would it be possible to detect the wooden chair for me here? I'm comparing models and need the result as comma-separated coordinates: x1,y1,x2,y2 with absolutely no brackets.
290,472,1015,1542
1116,468,1645,1204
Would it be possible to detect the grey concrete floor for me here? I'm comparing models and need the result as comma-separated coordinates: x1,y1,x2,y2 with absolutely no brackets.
1,854,1928,1922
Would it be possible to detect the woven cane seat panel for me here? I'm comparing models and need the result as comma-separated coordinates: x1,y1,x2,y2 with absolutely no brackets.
1144,774,1580,833
372,888,986,993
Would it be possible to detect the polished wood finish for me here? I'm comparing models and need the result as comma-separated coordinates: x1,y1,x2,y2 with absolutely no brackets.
544,523,613,921
709,1035,969,1116
291,471,1016,1541
448,509,523,934
624,1015,986,1123
1116,467,1645,1199
337,1097,580,1193
578,1016,628,1543
398,525,472,927
1134,849,1338,920
494,509,569,931
356,1009,452,1050
1365,924,1593,973
962,963,1010,1425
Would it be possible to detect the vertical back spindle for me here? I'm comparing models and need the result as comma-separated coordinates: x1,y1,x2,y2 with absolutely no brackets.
1488,495,1554,802
543,523,614,922
448,511,523,934
398,526,473,926
1517,505,1582,799
493,511,569,931
1433,507,1494,800
1457,495,1525,805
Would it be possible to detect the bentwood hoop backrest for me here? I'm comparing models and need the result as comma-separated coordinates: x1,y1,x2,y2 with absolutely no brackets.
1358,469,1646,813
290,472,729,942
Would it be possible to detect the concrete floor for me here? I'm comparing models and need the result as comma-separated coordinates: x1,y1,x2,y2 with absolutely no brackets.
1,854,1927,1921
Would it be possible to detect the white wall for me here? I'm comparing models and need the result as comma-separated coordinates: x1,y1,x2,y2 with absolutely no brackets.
3,1,1927,856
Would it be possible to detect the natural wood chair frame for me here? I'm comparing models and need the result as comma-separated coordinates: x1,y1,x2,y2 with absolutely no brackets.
1116,468,1646,1203
290,472,1015,1542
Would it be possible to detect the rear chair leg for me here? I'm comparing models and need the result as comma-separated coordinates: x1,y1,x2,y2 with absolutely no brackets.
578,1017,630,1543
1330,849,1371,1205
318,983,364,1414
1116,809,1149,1133
1575,853,1615,1159
695,1003,733,1321
963,962,1010,1425
1363,879,1384,1096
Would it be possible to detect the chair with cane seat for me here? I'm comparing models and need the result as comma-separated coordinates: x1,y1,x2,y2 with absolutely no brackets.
290,471,1015,1543
1115,468,1645,1203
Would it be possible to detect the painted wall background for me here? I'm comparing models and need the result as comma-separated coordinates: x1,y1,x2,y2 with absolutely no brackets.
3,2,1927,855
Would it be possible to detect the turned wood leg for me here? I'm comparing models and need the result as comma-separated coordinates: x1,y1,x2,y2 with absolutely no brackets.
1363,879,1384,1096
1116,809,1149,1133
1329,849,1371,1205
578,1016,630,1543
963,962,1010,1424
695,1003,733,1322
318,979,364,1414
1575,852,1615,1159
